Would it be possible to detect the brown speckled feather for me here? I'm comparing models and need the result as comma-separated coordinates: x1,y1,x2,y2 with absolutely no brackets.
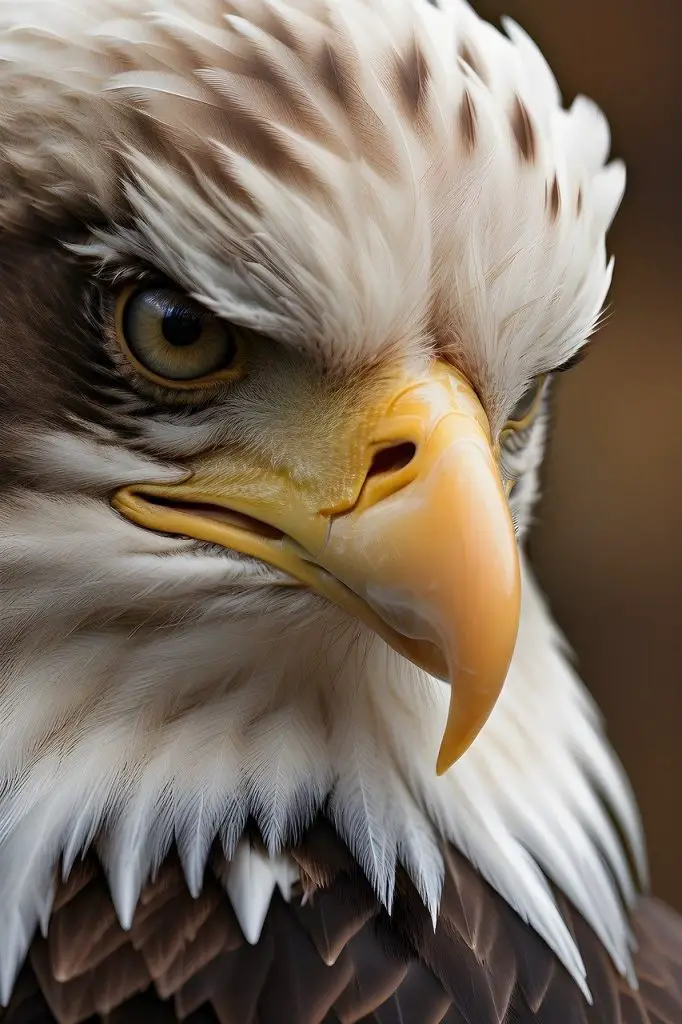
2,823,682,1024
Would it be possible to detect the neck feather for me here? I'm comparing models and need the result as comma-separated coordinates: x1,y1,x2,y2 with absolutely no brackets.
0,501,645,1001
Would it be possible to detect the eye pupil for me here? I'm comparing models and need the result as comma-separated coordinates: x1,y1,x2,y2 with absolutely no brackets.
117,285,242,386
162,309,204,347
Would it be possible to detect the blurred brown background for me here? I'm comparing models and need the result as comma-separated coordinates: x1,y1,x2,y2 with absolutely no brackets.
472,0,682,907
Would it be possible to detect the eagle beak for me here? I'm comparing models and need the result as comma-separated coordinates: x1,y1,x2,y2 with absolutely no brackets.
113,362,520,774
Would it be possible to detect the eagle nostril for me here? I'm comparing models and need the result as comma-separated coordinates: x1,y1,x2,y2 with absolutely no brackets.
367,442,417,478
323,442,418,520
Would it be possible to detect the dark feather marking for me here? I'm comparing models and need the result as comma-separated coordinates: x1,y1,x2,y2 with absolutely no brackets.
206,46,345,158
195,145,260,214
395,36,431,119
510,96,537,163
315,40,399,181
458,90,478,153
548,175,561,222
178,88,329,198
318,40,352,111
458,41,487,84
0,239,161,474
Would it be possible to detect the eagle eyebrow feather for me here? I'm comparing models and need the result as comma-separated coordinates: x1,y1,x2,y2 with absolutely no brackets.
68,233,167,287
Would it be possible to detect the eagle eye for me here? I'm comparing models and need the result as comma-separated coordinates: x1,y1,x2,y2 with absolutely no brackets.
115,285,241,388
503,375,547,433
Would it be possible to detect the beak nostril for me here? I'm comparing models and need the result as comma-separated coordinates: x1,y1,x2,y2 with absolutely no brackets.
367,442,417,479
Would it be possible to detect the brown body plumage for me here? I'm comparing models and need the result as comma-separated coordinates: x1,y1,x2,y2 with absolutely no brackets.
4,826,682,1024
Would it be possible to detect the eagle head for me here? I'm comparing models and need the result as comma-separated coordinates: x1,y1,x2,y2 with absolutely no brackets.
0,0,642,1007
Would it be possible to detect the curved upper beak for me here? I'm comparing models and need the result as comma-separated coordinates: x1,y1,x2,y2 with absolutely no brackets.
112,361,521,774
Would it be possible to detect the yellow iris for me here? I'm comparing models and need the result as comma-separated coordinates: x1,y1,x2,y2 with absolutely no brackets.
115,285,242,389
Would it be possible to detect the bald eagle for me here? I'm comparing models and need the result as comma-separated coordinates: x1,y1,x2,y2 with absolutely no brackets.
0,0,681,1021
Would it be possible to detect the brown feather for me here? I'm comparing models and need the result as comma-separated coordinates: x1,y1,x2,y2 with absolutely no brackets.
30,937,149,1024
152,904,243,1000
172,952,236,1020
371,964,451,1024
134,887,223,982
51,863,97,915
257,895,354,1024
292,875,375,966
208,932,275,1024
5,824,682,1024
333,929,408,1021
48,878,124,982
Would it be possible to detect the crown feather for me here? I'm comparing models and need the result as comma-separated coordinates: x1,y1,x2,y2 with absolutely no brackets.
0,0,624,404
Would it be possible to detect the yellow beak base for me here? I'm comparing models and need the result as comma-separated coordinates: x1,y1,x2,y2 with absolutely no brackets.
113,362,521,774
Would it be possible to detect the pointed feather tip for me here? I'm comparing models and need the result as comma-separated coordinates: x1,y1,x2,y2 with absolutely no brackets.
0,917,30,1008
38,882,56,938
426,890,439,931
271,855,300,902
185,871,203,900
179,842,210,900
225,842,277,945
109,870,142,931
